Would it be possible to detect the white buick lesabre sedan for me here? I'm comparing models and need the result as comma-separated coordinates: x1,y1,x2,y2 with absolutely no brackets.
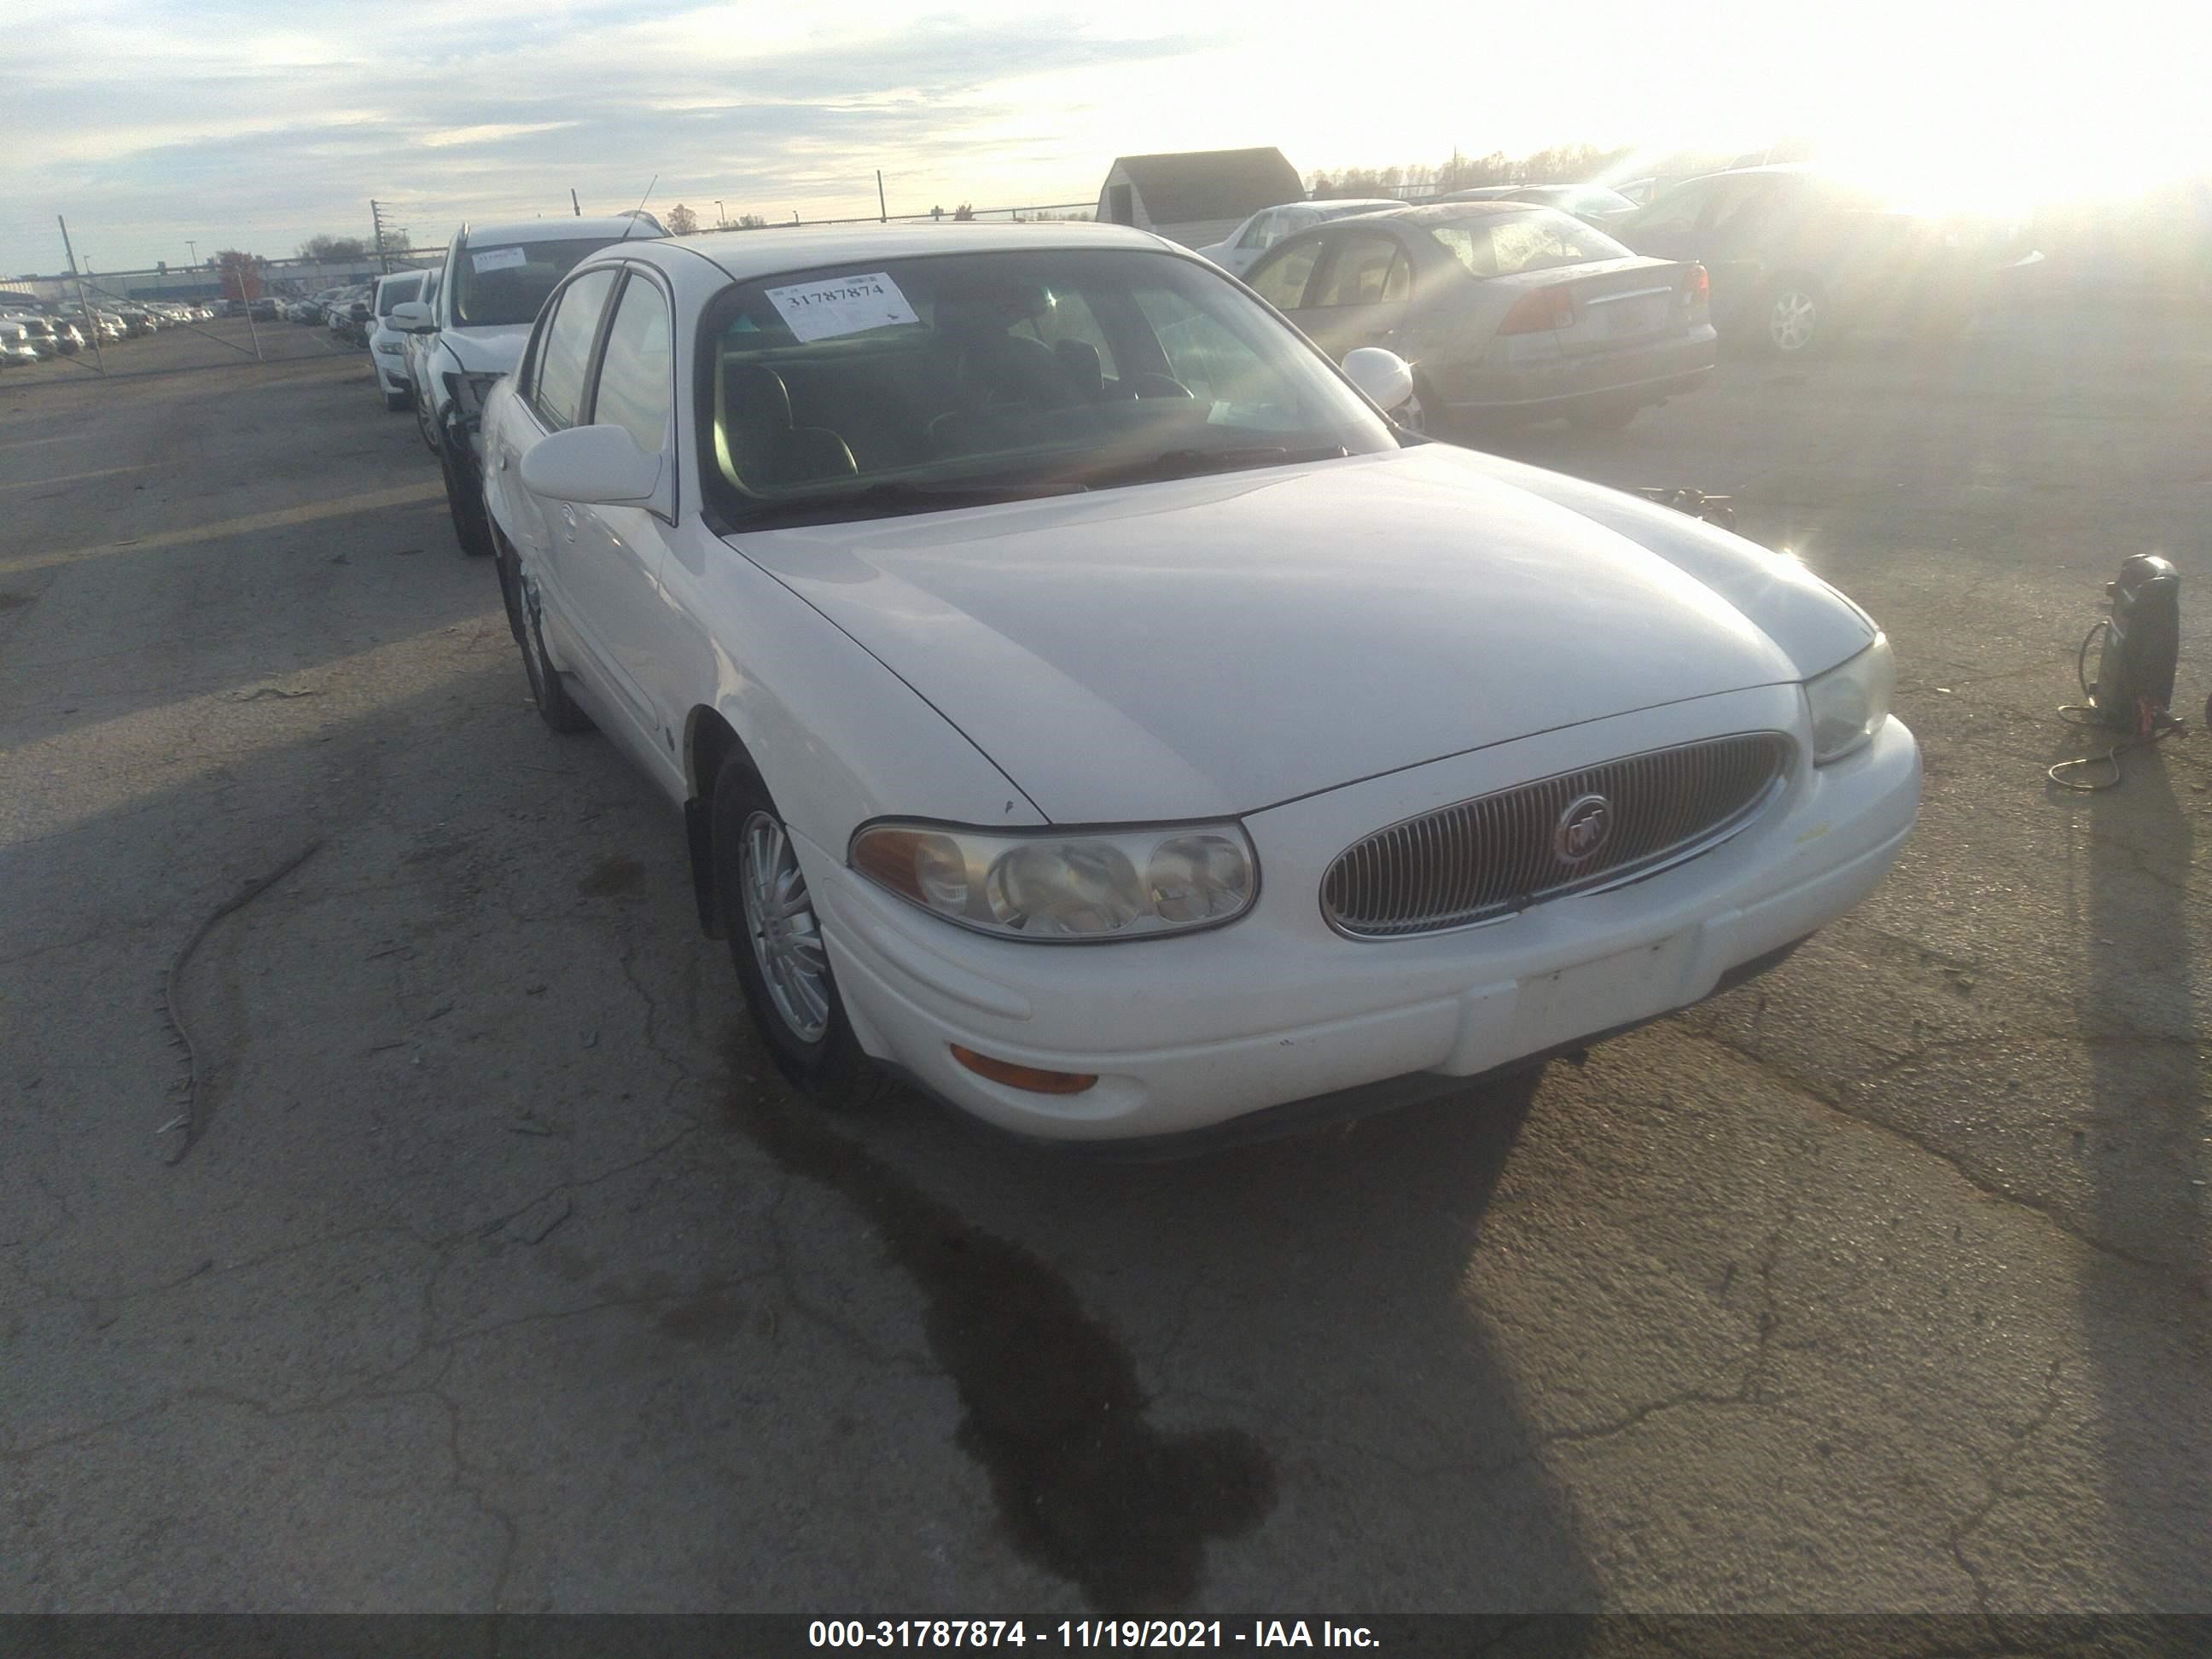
478,222,1918,1147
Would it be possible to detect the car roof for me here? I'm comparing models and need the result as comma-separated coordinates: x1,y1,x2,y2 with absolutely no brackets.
1384,202,1551,223
622,220,1171,287
460,216,665,246
1694,163,1820,183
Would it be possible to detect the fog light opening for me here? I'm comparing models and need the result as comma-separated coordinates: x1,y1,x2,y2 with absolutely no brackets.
950,1045,1097,1095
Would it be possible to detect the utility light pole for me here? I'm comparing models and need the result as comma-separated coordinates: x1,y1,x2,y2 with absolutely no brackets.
187,239,198,268
57,216,108,376
715,199,725,228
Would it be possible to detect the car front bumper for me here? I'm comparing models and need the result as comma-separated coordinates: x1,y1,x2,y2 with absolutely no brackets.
370,343,410,393
803,686,1920,1144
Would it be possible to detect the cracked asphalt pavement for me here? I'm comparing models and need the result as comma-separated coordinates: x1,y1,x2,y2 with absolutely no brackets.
2,285,2207,1620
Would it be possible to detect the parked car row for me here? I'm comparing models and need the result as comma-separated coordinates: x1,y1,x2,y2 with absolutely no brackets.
1209,163,2039,383
376,217,674,556
363,212,1917,1148
0,298,220,364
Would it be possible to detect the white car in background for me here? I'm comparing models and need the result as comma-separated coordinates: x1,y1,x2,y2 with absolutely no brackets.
1197,198,1403,276
387,214,665,558
5,315,63,355
474,223,1918,1147
367,270,428,410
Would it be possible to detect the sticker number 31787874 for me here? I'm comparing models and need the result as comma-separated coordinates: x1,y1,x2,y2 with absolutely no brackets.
763,272,922,342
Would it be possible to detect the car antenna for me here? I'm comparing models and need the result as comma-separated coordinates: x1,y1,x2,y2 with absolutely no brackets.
620,175,658,240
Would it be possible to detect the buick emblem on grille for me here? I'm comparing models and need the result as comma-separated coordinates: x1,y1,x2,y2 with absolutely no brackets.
1555,794,1613,864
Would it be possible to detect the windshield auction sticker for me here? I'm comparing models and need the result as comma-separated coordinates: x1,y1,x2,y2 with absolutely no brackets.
764,272,921,341
470,247,528,273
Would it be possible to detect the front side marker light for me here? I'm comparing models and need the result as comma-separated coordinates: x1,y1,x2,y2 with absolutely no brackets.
950,1045,1097,1094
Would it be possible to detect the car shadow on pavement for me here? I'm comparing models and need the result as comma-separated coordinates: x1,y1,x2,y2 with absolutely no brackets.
2064,747,2211,1617
795,1062,1609,1618
2,628,1598,1619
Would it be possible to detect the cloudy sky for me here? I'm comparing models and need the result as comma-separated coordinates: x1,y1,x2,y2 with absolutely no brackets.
3,0,2202,277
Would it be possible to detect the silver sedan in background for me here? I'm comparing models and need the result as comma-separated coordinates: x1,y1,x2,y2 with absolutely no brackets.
1243,201,1716,432
1196,198,1406,276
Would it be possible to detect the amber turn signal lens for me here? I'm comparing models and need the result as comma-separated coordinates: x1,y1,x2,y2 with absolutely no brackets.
949,1045,1097,1095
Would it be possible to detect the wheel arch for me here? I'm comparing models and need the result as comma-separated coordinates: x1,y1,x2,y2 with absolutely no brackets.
683,705,754,939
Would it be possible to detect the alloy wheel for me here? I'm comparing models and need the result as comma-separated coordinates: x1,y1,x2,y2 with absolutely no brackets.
1767,289,1819,353
740,812,831,1044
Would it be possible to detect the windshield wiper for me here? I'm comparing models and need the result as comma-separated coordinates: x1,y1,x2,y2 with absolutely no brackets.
852,476,1089,507
1085,444,1348,487
739,474,1088,527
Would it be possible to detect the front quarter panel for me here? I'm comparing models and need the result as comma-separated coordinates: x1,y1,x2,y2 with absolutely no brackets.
1448,448,1878,676
479,381,522,545
663,526,1046,858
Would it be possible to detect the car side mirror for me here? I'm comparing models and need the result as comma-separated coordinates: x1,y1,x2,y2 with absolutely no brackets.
387,301,434,334
1341,347,1414,415
521,423,664,506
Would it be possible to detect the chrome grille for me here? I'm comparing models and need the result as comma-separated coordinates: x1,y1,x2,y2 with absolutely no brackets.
1321,731,1796,939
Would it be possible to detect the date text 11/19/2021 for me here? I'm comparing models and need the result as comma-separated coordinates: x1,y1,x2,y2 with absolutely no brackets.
808,1620,1379,1649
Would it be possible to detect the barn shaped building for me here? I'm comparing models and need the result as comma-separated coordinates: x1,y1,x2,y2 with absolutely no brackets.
1095,148,1304,249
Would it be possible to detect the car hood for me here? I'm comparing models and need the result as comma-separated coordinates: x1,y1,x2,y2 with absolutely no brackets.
735,445,1825,823
441,323,532,375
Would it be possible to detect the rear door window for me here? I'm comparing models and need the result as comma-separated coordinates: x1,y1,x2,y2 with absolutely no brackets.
1309,234,1405,306
532,268,620,430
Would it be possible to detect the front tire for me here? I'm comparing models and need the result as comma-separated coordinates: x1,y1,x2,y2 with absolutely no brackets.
492,535,527,644
711,759,887,1105
516,573,592,735
412,385,440,453
439,429,493,558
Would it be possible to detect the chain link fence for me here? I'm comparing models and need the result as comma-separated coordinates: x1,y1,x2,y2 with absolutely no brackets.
1,212,440,386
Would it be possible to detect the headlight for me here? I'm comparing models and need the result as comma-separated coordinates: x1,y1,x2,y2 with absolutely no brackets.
1805,635,1895,764
851,821,1257,941
374,338,404,355
444,370,503,418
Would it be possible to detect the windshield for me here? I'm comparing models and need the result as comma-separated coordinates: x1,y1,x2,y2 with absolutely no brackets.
1425,208,1631,277
451,236,626,328
1540,185,1636,215
700,247,1399,527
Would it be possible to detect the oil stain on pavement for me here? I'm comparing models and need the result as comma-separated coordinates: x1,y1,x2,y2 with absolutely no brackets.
725,1054,1277,1613
577,854,647,898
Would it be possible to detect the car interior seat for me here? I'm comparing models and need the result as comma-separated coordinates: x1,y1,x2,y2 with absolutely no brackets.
722,363,858,489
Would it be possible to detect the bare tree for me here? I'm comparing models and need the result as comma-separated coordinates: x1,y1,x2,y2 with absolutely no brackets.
297,234,369,261
666,204,700,236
